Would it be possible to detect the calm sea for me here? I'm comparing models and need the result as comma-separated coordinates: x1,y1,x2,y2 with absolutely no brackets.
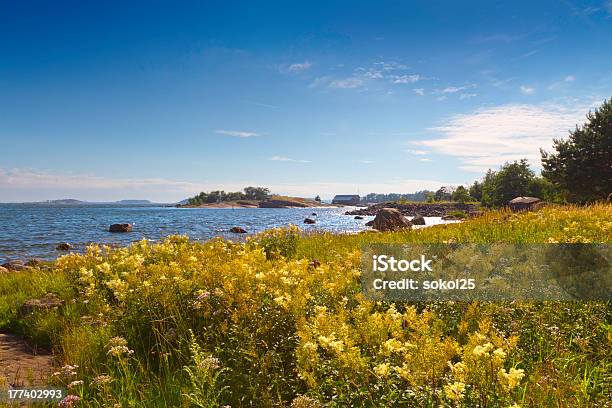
0,204,449,261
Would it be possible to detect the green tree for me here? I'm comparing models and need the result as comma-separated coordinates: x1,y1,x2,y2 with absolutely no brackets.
314,195,321,202
434,186,453,201
469,181,483,202
451,185,473,203
541,97,612,203
481,160,540,207
243,187,271,200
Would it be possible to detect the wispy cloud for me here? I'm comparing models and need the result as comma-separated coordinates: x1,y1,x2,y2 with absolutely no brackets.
460,93,477,100
564,75,576,82
288,61,312,73
520,85,535,95
215,130,260,138
269,156,311,163
438,84,477,94
392,74,421,84
359,159,375,164
329,78,364,89
413,88,425,96
406,149,428,155
414,101,596,172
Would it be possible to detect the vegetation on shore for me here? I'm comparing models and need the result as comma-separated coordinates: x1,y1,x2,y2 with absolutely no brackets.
1,203,610,407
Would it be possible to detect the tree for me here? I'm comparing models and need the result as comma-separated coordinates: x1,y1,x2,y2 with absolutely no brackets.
434,186,453,202
314,195,321,202
469,181,483,202
451,186,473,203
478,160,544,207
541,97,612,203
243,186,270,201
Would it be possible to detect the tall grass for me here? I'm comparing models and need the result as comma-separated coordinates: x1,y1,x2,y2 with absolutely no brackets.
0,203,610,407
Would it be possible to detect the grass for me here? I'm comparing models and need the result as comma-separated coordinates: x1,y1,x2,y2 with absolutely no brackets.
0,203,610,407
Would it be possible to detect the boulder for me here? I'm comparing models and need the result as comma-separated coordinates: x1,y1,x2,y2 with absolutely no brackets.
411,215,426,225
311,212,317,216
365,220,374,227
354,215,364,220
303,218,316,224
56,242,72,251
370,208,412,231
26,258,44,267
1,260,27,271
229,227,247,233
109,223,132,233
0,266,8,274
19,293,64,316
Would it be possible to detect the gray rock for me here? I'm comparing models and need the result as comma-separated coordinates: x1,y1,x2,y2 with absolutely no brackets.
230,227,247,233
411,215,426,225
109,223,132,233
19,293,64,316
303,218,316,224
56,243,72,251
370,208,412,231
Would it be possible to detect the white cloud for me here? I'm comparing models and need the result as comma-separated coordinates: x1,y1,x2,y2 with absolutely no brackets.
418,158,432,162
460,93,477,99
436,95,448,101
520,85,535,95
269,156,311,163
329,78,364,89
413,88,425,96
414,102,595,172
215,129,260,138
564,75,575,82
439,84,476,94
392,74,421,84
406,149,428,155
288,61,312,72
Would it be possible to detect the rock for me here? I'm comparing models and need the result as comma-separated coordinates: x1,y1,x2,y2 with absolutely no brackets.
308,259,321,269
303,218,316,224
229,227,247,233
26,258,44,267
56,243,72,251
365,220,374,227
0,266,8,274
19,293,64,316
370,208,412,231
411,215,426,225
311,212,317,216
354,215,364,220
1,260,27,271
109,223,132,233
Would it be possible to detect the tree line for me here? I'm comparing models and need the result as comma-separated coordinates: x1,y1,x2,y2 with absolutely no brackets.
187,187,271,205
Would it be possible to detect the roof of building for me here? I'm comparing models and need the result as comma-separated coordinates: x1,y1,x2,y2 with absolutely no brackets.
509,196,541,204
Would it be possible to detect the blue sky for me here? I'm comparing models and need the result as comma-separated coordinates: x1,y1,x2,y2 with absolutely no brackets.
1,0,611,202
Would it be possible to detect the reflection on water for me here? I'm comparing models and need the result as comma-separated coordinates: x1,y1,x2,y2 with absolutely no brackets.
0,204,456,260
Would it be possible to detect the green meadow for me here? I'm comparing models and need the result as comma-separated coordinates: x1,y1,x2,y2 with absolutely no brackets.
1,203,611,407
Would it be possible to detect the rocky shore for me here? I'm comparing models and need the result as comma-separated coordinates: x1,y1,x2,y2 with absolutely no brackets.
345,202,480,217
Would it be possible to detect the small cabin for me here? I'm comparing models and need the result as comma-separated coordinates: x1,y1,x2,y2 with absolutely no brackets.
508,196,543,211
332,194,360,205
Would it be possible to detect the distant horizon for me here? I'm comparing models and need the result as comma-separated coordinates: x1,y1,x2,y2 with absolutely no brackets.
1,1,611,202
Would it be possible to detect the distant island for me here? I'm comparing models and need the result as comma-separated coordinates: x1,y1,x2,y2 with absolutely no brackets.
22,199,156,205
178,186,327,208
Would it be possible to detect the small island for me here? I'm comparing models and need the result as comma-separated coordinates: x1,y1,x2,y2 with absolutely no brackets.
177,186,326,208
